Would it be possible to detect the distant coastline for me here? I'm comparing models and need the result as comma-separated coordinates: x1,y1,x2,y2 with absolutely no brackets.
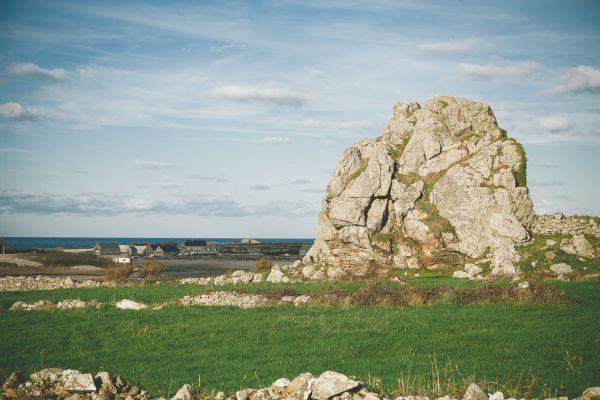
1,237,314,249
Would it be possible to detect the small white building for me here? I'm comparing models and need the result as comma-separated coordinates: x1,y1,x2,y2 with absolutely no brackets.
113,257,131,264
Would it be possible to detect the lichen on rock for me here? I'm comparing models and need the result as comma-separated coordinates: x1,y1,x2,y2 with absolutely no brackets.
304,96,535,276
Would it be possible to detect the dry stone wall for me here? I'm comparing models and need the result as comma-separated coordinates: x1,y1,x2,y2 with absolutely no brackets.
532,213,600,237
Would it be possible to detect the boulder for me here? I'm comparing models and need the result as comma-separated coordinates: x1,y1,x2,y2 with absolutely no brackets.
62,370,96,393
278,373,315,400
462,383,487,400
304,96,534,277
544,251,556,260
312,371,361,400
582,387,600,400
488,392,504,400
572,234,595,258
115,299,147,310
172,384,200,400
550,263,573,276
267,269,289,283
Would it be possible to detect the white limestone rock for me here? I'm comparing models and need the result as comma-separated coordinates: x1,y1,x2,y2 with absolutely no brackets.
312,371,361,400
304,96,534,277
115,299,147,310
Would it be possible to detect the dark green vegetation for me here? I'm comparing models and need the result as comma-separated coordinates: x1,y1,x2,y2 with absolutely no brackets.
513,141,527,187
1,278,599,398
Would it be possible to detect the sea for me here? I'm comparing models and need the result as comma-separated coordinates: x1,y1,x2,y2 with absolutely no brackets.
1,237,314,249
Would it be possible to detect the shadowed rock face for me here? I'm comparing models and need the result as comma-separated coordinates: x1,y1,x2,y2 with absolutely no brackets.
304,96,535,276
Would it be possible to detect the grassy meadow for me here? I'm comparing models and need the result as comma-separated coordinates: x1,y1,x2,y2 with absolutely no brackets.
1,278,599,398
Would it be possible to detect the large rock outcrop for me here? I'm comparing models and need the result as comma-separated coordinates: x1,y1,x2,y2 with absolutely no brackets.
304,96,535,276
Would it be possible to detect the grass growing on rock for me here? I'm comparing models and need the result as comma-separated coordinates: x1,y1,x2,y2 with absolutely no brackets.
516,234,600,276
0,279,599,398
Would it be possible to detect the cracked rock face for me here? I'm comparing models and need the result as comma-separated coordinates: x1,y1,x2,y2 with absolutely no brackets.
304,96,535,276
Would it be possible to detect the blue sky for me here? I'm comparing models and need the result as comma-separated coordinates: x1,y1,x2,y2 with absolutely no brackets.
0,0,599,237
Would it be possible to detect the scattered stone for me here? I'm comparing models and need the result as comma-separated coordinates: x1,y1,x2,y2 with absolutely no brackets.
115,299,147,310
62,370,96,393
544,251,556,261
267,268,288,283
172,384,200,400
582,387,600,400
452,271,470,279
517,281,530,290
312,371,361,400
550,263,573,276
462,383,487,400
488,392,504,400
546,239,556,246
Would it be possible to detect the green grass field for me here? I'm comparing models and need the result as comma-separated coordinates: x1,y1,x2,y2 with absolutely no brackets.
1,279,599,398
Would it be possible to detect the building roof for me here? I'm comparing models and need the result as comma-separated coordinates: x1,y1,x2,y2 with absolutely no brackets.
157,244,180,253
97,243,120,251
185,240,207,246
134,245,150,252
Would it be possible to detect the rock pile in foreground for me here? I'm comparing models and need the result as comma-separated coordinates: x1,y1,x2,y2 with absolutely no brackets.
2,368,599,400
304,96,535,277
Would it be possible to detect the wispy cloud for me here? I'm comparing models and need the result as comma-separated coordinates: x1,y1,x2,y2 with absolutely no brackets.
535,115,573,132
0,147,28,153
529,180,565,187
257,136,291,144
417,37,492,54
211,85,305,106
289,178,310,185
0,102,38,121
544,65,600,95
7,62,69,81
539,161,560,168
299,119,372,130
249,184,271,191
189,174,229,183
459,60,540,80
134,159,173,169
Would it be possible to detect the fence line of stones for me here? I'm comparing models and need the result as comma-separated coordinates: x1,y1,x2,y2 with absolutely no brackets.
532,213,600,238
2,368,600,400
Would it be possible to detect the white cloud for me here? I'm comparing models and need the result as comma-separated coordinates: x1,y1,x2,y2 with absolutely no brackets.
300,119,372,130
7,62,70,81
0,102,38,120
544,65,600,95
78,67,98,79
0,190,317,217
258,136,291,144
211,85,305,106
459,61,540,79
417,37,492,54
134,159,173,169
535,115,573,132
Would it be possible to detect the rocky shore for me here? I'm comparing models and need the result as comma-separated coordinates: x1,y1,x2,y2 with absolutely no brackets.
2,368,598,400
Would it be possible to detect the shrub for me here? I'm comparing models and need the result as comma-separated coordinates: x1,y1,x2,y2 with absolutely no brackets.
105,264,133,282
251,257,273,273
513,142,527,187
138,259,165,279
